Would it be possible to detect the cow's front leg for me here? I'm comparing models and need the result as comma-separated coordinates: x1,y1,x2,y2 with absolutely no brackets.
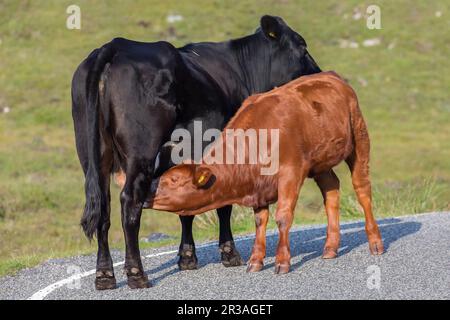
178,216,198,270
274,169,306,274
120,162,152,289
247,206,269,272
217,206,244,267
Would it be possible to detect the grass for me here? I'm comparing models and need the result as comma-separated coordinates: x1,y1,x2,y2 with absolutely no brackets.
0,0,449,276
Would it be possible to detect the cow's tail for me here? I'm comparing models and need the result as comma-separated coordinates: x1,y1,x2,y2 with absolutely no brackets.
81,43,116,240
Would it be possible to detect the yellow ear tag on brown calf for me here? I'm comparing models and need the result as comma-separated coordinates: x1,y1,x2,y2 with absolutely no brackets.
198,175,205,184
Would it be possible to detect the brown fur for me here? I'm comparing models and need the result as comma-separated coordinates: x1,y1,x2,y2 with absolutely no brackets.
149,71,384,273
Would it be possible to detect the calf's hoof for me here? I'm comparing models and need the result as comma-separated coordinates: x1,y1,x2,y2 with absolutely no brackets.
322,247,338,259
369,240,384,255
220,241,245,267
246,262,264,273
274,264,290,274
178,244,198,271
95,270,116,290
126,268,151,289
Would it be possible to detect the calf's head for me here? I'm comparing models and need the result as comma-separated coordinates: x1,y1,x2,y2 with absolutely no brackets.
149,164,219,215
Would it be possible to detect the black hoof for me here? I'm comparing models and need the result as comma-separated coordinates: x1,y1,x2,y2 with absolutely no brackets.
220,241,244,267
125,268,150,289
95,270,117,290
178,244,198,271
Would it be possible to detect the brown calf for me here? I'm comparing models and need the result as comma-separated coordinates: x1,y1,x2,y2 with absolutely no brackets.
148,71,384,273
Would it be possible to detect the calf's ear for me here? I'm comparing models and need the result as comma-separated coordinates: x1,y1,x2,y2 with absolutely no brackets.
260,15,285,41
193,166,214,188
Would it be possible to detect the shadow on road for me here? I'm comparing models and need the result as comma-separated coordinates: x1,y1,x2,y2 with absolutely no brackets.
284,219,420,271
134,217,421,286
244,218,421,270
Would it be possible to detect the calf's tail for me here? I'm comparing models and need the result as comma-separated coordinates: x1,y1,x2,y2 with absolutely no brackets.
81,43,116,240
348,92,370,162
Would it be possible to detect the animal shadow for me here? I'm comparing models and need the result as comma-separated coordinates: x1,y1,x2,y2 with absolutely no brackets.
129,217,421,286
256,218,421,271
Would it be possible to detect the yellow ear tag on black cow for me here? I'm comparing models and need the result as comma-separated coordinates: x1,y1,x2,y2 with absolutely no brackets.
268,31,276,38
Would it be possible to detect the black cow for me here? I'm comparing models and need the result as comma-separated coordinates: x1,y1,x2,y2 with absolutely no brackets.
72,15,321,290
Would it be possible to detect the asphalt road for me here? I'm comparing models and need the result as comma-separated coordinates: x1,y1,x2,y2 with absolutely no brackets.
1,212,449,300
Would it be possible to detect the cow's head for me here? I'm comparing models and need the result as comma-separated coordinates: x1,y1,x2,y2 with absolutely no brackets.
148,164,220,215
256,15,321,88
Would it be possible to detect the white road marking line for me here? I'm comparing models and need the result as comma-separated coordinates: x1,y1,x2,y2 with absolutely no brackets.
27,249,178,300
25,212,442,300
27,235,257,300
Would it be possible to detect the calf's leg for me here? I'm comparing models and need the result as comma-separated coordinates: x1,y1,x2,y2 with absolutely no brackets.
346,152,384,255
218,206,244,267
247,206,269,272
274,169,306,274
314,170,341,259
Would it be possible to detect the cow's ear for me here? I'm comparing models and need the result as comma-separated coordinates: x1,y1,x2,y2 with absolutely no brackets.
193,166,214,188
260,15,285,41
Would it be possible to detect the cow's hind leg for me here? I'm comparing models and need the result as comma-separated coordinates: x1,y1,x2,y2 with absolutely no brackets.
75,136,116,290
94,150,116,290
346,152,384,255
314,170,341,259
108,60,177,286
247,206,269,272
178,216,198,270
120,158,155,288
218,206,244,267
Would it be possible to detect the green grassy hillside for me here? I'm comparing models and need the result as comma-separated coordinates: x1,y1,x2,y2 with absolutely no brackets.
0,0,449,275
